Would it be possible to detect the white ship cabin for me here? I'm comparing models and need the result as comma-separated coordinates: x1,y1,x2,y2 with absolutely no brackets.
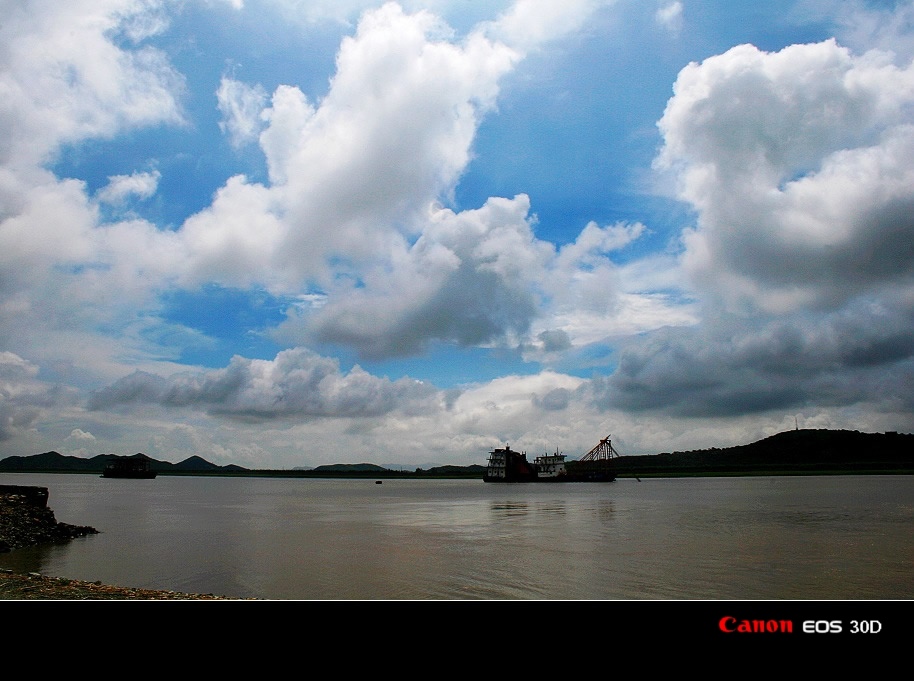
534,450,567,478
486,445,509,479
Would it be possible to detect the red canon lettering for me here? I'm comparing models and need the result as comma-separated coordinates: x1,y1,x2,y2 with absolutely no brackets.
719,616,794,633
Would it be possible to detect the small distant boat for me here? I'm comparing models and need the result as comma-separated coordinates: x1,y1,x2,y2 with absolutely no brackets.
102,456,157,479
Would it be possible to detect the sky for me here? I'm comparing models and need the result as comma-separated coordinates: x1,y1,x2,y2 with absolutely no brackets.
3,0,914,469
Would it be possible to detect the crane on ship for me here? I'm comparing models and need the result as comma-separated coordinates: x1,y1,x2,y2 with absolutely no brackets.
578,434,621,463
576,434,638,481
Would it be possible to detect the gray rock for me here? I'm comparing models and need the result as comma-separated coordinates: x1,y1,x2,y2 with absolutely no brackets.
0,489,98,553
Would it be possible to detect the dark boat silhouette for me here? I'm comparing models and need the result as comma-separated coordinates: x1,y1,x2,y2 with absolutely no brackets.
101,455,157,479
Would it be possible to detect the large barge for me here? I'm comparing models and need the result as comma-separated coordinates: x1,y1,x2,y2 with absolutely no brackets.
483,436,619,482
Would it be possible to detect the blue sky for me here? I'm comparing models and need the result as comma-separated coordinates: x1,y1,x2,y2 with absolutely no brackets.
3,0,914,468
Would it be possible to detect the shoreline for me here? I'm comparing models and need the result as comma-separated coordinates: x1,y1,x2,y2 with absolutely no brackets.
1,488,247,600
0,569,241,600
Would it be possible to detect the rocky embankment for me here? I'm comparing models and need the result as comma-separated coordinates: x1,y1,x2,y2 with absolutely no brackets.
0,486,98,553
0,485,236,599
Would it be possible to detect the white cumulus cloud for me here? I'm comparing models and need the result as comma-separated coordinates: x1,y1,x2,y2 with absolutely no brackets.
0,0,184,169
657,39,914,313
655,1,682,34
216,77,269,148
96,171,162,204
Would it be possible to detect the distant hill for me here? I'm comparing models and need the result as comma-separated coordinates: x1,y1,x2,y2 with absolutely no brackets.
0,451,248,474
611,428,914,476
172,455,224,471
312,463,389,473
1,429,911,477
0,451,481,477
425,464,487,476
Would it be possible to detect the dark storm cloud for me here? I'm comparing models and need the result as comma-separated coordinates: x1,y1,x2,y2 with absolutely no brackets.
711,192,914,308
589,304,914,417
0,352,75,440
297,195,547,360
88,347,440,420
538,329,572,352
533,387,571,411
312,261,538,359
0,401,40,442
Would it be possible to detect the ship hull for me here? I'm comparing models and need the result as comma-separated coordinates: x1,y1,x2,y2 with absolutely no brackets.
483,473,615,483
102,470,157,479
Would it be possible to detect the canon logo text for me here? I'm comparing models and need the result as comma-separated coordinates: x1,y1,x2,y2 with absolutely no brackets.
719,616,794,634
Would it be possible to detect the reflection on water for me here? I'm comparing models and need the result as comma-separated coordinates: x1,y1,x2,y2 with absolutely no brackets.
491,501,533,517
490,498,615,521
1,473,912,600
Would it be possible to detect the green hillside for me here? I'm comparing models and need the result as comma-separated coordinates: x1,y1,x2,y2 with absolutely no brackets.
611,429,914,476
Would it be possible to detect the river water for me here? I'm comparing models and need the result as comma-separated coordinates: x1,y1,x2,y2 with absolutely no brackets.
1,473,911,600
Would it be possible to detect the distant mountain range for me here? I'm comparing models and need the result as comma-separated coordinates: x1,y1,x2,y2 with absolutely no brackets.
0,451,249,474
0,450,488,477
0,428,911,477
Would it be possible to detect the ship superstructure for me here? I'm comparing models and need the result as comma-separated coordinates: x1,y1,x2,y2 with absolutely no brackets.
483,444,536,482
533,450,567,479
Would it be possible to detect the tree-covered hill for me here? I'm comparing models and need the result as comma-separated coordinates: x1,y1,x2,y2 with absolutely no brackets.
611,429,914,476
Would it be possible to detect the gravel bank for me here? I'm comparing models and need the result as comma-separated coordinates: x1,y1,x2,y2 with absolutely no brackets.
0,569,235,599
0,487,243,600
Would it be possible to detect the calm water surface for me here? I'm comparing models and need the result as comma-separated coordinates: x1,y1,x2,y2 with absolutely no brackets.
1,473,911,600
